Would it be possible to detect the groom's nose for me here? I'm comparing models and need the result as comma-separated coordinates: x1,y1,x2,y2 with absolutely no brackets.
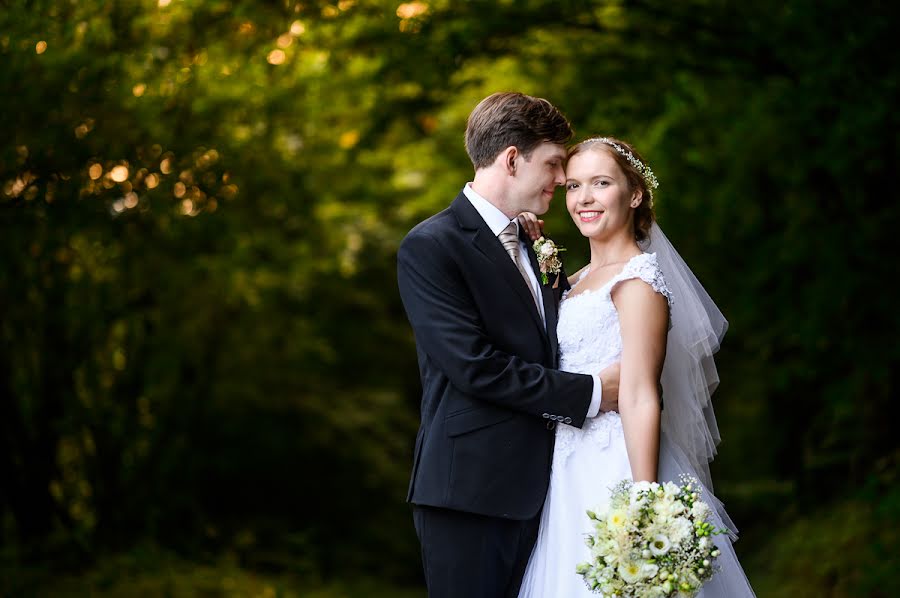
553,166,566,186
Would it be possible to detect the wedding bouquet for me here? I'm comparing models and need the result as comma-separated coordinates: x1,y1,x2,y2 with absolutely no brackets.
576,476,724,597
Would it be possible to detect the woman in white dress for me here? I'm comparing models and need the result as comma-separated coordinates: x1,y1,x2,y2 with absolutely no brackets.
517,137,755,597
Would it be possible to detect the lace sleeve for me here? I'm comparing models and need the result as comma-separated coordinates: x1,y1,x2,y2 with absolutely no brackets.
611,253,673,307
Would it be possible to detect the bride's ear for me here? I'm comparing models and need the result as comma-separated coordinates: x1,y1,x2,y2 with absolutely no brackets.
630,189,643,209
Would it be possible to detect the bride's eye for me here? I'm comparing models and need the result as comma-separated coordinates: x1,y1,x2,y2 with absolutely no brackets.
566,182,578,191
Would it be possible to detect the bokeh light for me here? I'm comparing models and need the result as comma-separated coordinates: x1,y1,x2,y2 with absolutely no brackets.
339,130,360,149
290,21,306,36
396,2,428,19
109,165,129,183
267,49,286,65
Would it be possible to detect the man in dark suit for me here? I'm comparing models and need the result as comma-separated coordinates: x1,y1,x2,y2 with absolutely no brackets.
397,92,620,597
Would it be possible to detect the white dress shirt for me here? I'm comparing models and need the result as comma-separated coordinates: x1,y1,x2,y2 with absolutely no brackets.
463,183,545,323
463,184,603,417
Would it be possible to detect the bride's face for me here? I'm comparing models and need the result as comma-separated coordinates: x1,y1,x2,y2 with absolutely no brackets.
565,148,640,240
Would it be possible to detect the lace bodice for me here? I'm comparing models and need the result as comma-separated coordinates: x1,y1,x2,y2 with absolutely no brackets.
554,252,673,465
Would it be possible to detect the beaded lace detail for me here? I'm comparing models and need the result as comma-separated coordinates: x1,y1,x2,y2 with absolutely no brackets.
553,252,673,467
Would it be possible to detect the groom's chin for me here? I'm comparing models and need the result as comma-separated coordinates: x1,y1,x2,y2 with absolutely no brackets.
533,200,552,216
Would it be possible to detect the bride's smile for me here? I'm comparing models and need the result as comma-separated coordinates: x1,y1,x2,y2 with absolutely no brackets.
577,210,603,222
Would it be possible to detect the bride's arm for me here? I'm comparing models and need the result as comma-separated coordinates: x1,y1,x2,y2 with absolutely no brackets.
612,279,669,482
516,211,544,240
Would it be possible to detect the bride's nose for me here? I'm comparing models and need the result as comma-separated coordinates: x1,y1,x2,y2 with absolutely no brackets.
577,186,594,206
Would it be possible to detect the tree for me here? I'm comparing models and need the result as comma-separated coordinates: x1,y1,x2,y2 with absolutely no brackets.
2,0,898,594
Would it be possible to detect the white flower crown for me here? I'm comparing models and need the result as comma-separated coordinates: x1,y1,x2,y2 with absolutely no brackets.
582,137,659,204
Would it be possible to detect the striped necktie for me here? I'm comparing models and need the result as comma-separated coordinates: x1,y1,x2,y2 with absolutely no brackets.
499,221,541,312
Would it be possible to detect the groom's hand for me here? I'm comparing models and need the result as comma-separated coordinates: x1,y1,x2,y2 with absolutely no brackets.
598,362,620,413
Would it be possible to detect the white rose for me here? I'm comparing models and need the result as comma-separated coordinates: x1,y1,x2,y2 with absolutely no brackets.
540,243,555,256
653,497,674,520
669,516,693,544
641,562,660,579
632,480,652,494
662,481,680,498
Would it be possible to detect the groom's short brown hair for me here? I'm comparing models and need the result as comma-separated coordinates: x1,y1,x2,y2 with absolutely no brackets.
465,92,573,170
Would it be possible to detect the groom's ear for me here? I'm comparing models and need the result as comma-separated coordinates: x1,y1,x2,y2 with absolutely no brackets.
500,146,518,176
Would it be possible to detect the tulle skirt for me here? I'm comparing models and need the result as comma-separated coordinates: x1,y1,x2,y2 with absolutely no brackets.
518,413,755,598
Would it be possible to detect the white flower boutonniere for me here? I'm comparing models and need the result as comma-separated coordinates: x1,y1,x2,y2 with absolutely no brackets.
532,236,566,285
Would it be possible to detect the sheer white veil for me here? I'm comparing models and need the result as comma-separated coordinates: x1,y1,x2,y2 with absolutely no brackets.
639,222,728,490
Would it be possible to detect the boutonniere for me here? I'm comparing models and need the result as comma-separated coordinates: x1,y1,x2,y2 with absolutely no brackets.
532,236,566,285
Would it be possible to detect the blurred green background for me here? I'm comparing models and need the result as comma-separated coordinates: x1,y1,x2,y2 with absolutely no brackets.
1,0,898,596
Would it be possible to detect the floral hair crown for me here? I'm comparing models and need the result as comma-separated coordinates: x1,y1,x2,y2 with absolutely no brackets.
583,137,659,203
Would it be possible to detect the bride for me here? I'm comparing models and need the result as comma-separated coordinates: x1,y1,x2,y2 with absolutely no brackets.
516,137,755,597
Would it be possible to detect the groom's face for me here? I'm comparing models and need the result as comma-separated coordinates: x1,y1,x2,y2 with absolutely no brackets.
510,142,567,216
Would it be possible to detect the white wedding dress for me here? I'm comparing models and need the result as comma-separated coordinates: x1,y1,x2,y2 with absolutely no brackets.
518,252,755,598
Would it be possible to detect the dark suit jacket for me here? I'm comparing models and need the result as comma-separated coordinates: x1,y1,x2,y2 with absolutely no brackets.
397,191,594,520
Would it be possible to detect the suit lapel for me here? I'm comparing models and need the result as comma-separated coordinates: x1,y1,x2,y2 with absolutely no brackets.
452,193,547,337
523,232,559,359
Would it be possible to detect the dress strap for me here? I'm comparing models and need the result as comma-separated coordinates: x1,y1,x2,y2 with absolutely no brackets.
575,266,591,285
565,266,592,295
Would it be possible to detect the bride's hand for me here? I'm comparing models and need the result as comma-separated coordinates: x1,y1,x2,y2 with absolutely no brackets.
517,212,545,241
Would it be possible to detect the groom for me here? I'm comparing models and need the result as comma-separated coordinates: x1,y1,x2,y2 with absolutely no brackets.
397,92,620,597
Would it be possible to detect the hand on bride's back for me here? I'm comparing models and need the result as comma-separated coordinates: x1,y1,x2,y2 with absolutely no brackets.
517,212,544,240
599,362,620,413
